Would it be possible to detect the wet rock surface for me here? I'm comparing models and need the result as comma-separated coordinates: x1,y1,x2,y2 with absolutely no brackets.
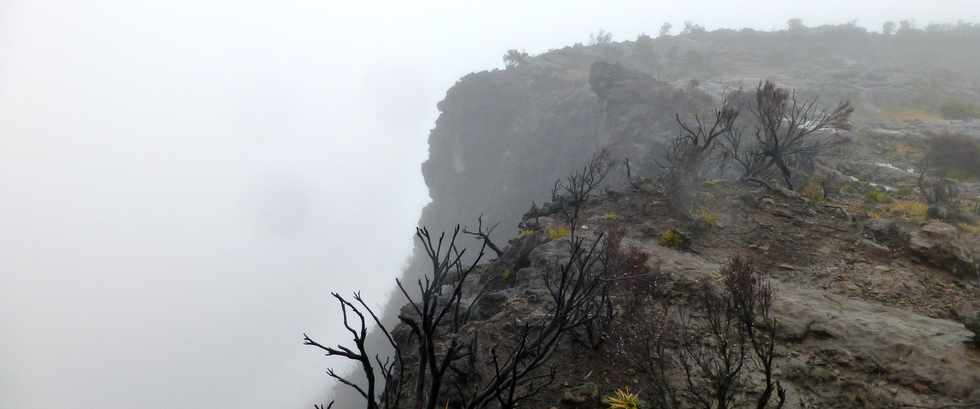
908,221,979,279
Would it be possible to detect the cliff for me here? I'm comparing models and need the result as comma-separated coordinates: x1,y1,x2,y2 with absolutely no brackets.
325,23,980,408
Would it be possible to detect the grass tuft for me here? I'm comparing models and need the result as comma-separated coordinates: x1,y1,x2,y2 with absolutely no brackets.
547,224,571,241
658,228,687,249
518,228,537,239
695,207,719,228
603,386,641,409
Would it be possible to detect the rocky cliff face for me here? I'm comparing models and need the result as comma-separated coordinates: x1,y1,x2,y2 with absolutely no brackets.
414,25,980,260
384,178,980,408
328,25,980,407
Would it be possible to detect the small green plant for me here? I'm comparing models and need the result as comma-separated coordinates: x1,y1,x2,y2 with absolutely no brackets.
694,207,719,227
602,212,620,221
801,178,825,202
547,224,571,241
840,183,855,194
603,386,641,409
959,222,980,236
864,189,890,204
518,228,537,239
501,268,514,282
887,200,929,221
658,228,688,249
702,179,723,188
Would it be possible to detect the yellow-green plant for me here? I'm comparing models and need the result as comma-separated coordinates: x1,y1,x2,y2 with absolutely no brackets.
695,207,719,227
501,268,514,282
547,224,571,241
702,179,723,188
658,228,686,249
801,179,825,203
960,222,980,236
864,189,890,204
967,199,980,215
603,386,641,409
518,228,537,239
886,200,928,221
602,212,620,221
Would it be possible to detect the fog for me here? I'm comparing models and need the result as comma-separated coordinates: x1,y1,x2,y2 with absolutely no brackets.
0,1,975,408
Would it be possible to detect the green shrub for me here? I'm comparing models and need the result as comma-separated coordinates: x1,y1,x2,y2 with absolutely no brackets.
658,228,688,249
702,179,723,188
694,207,719,228
518,228,537,239
604,387,642,409
864,189,890,204
886,200,929,221
801,179,825,202
960,222,980,236
547,224,571,241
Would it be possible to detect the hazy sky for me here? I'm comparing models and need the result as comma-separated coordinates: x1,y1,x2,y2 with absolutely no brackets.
1,1,976,409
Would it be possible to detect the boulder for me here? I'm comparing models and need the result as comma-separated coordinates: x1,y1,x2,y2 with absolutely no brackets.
474,291,511,321
859,238,891,257
966,312,980,347
560,382,599,404
907,221,978,279
864,218,908,248
774,285,980,399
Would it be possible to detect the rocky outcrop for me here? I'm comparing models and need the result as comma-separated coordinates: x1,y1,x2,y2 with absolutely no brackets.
908,221,978,279
629,234,980,402
330,25,980,406
382,202,980,409
775,285,980,401
966,311,980,347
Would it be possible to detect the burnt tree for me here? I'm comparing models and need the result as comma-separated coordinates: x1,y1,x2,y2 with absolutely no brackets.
463,214,504,258
747,81,852,190
303,290,403,409
661,99,739,216
642,256,786,409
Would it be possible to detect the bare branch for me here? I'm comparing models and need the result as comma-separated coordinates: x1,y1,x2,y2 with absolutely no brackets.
463,214,504,257
742,80,853,190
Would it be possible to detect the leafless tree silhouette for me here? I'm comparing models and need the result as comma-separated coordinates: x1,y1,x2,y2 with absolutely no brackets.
303,289,403,409
643,256,786,409
396,226,488,409
552,148,613,235
724,256,786,409
747,81,852,190
306,220,610,409
463,215,504,257
456,221,612,408
660,99,739,215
